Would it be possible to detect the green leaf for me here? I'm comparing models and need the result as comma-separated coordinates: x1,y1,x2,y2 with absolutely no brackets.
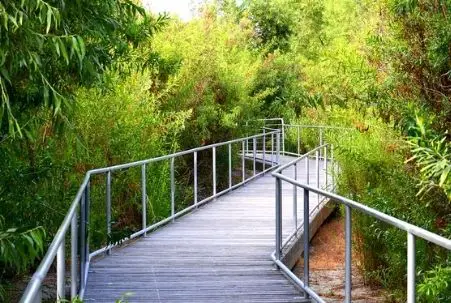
77,36,86,59
54,38,60,57
43,84,49,106
58,38,69,65
46,7,52,33
439,166,450,187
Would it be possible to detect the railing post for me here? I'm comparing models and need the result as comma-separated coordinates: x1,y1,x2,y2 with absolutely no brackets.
271,133,274,165
85,181,90,264
212,147,216,195
71,213,78,299
293,162,298,229
319,128,323,147
303,188,310,299
275,177,282,260
245,122,248,156
245,138,249,156
297,126,300,155
79,189,86,293
228,144,232,188
306,156,309,185
141,164,147,235
345,205,352,303
407,233,416,303
324,145,328,190
263,131,266,172
281,119,285,156
171,157,175,221
106,171,111,255
316,150,320,203
253,137,256,176
57,240,65,301
276,132,280,164
331,144,334,191
241,141,245,182
194,151,198,206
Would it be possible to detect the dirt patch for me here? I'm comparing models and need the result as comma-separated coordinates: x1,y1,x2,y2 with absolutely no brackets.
293,213,386,302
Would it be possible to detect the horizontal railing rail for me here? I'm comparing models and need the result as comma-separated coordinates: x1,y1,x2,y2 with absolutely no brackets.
21,130,281,303
260,117,354,157
271,141,451,303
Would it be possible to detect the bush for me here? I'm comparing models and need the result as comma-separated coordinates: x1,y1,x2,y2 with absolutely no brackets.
292,106,449,300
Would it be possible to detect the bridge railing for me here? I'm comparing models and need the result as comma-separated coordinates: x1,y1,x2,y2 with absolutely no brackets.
261,118,356,156
271,141,451,303
21,130,281,303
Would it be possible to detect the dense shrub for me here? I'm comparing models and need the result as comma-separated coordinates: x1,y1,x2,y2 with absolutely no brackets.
289,106,450,300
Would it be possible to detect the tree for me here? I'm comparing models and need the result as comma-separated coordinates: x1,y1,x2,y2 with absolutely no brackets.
0,0,166,138
243,0,296,53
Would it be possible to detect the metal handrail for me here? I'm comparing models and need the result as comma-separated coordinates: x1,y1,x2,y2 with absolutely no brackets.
271,142,451,303
260,117,353,156
21,130,281,303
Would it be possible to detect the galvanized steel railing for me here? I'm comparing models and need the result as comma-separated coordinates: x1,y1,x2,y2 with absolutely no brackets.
20,130,281,303
271,137,451,303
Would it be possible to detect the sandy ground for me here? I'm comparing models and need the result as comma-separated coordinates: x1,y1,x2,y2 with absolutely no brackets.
293,214,386,302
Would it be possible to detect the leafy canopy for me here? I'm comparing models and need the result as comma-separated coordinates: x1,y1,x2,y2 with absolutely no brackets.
0,0,166,138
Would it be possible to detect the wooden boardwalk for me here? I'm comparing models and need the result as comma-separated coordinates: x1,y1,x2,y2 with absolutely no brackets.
84,156,327,302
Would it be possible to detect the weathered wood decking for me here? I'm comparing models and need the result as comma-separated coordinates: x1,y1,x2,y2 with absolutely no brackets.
84,156,327,302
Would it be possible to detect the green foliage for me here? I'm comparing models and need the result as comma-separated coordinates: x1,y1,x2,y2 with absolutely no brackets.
368,0,451,129
0,216,45,271
0,69,190,250
243,0,296,52
0,0,166,137
0,215,45,301
152,11,263,146
407,115,451,200
1,0,450,301
418,265,451,302
293,107,449,299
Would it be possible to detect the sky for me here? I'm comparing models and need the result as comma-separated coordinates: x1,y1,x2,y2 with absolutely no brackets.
142,0,204,21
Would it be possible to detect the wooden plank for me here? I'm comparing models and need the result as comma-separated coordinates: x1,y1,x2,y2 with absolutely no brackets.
84,156,328,302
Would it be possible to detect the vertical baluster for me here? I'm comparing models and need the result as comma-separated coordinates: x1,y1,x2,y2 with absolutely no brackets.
141,164,147,235
271,133,274,165
85,181,90,269
241,141,245,182
281,120,285,155
324,145,328,190
79,189,86,292
57,240,65,301
293,162,297,229
297,126,300,155
106,171,111,255
71,213,78,299
345,205,352,303
276,133,280,164
253,137,256,176
263,132,266,172
171,157,175,221
316,150,320,203
306,156,310,185
275,177,282,260
303,188,310,300
212,147,216,195
246,139,249,157
331,144,334,192
194,151,198,206
319,128,323,146
407,233,416,303
228,144,232,188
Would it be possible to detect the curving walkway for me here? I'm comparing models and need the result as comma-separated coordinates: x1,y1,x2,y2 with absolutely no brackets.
84,156,327,302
